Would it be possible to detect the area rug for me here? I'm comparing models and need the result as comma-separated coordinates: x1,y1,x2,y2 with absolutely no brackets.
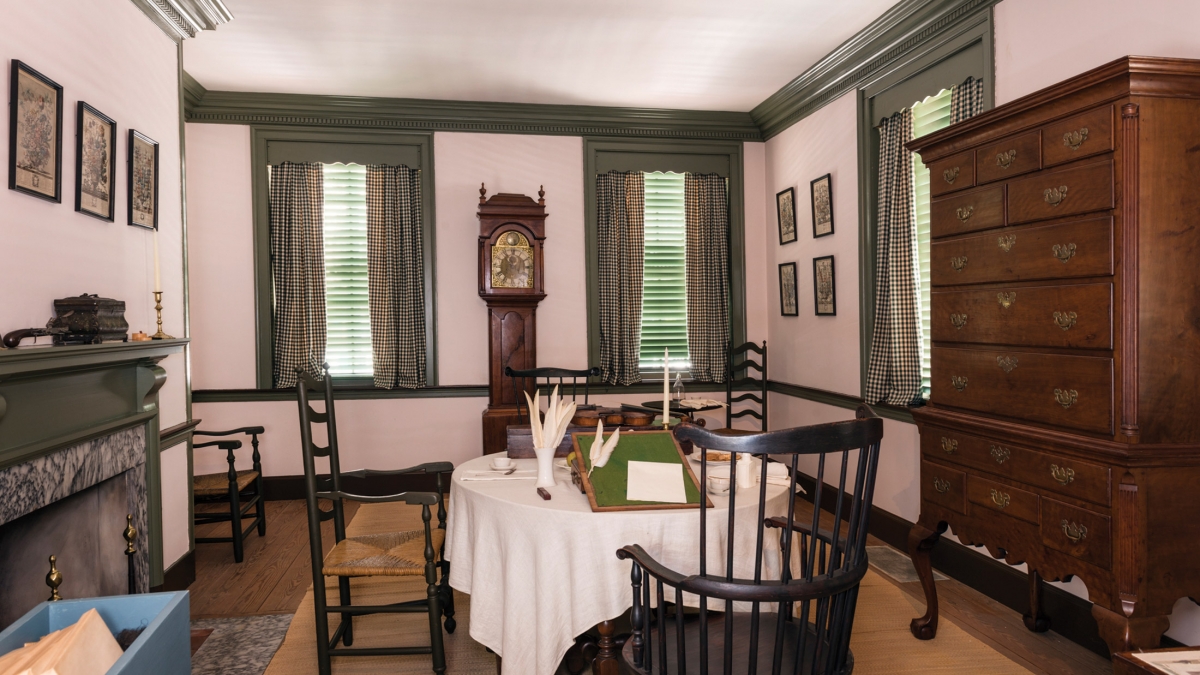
192,614,293,675
265,502,1033,675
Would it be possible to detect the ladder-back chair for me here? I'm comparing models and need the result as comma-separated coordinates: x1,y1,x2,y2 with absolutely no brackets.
506,366,600,423
296,365,455,675
616,405,883,675
726,341,767,431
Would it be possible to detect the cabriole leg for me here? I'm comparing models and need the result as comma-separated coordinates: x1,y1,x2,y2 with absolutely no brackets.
908,520,946,640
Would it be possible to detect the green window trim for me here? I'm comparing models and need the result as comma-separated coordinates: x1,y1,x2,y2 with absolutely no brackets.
855,9,994,403
250,127,438,389
583,138,747,382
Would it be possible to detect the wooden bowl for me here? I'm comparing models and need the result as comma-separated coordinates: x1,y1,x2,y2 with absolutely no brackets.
622,411,655,427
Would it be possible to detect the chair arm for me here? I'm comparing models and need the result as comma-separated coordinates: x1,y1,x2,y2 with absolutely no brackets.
616,545,688,587
340,462,453,478
195,426,266,437
763,517,850,548
316,490,439,505
194,440,242,450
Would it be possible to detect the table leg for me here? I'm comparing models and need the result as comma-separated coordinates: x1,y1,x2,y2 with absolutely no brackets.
593,620,619,675
564,634,597,675
908,520,945,640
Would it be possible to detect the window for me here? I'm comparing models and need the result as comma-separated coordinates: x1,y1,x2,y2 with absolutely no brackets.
640,172,690,372
321,163,372,377
910,88,954,399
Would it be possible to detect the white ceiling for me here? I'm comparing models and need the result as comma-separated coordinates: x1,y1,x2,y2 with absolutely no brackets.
183,0,899,112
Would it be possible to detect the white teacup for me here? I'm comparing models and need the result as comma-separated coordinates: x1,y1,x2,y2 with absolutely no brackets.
707,475,732,495
490,456,514,470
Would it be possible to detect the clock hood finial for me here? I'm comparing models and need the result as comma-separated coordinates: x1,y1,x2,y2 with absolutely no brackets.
480,183,487,204
538,185,545,206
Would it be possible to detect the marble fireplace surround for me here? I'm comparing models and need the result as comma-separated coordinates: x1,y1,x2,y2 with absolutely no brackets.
0,339,187,587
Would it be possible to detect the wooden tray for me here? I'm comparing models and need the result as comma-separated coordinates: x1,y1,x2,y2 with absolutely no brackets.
569,430,712,512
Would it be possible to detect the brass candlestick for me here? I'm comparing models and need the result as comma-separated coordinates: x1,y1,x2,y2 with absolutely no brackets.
124,514,138,595
151,291,174,340
46,555,63,601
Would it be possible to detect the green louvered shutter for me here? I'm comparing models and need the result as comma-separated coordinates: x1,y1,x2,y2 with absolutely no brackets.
639,172,691,372
322,163,372,377
911,88,954,399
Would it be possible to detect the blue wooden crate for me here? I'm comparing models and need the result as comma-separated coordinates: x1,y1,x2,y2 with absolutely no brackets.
0,592,190,675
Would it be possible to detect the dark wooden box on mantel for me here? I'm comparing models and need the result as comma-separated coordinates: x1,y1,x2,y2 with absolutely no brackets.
49,294,128,344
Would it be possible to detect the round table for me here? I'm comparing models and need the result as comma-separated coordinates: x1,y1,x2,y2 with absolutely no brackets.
445,454,793,675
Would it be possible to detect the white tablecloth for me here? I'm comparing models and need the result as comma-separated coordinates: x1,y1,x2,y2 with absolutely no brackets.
445,454,793,675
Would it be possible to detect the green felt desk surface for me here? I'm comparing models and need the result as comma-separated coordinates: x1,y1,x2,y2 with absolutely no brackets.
572,430,705,510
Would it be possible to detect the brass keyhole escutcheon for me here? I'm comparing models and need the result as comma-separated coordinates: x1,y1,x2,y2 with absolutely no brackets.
997,292,1016,309
1051,464,1075,485
956,206,974,222
998,234,1016,252
1063,128,1089,151
990,445,1010,464
1054,389,1078,409
933,477,951,494
997,355,1018,373
1044,185,1069,206
996,149,1017,169
1061,520,1087,543
944,166,960,184
1053,311,1078,331
951,375,968,392
951,256,968,272
990,489,1011,509
941,437,958,454
950,313,968,330
1052,243,1076,263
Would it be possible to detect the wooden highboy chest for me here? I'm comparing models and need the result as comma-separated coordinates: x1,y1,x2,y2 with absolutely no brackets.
907,56,1200,655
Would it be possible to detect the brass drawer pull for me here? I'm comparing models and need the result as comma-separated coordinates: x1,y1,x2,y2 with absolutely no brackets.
944,167,961,184
996,149,1017,169
956,206,974,222
1044,185,1069,206
950,313,968,330
951,256,968,272
990,489,1011,509
998,234,1016,252
1053,311,1078,331
1054,388,1078,409
1051,464,1075,485
1063,128,1089,151
997,292,1016,309
941,437,958,454
1061,520,1088,543
1052,243,1076,263
990,445,1010,464
997,355,1018,373
951,375,968,392
933,477,952,494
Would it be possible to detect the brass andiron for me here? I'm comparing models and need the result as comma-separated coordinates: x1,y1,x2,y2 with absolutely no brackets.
151,291,175,340
46,555,63,601
124,514,138,595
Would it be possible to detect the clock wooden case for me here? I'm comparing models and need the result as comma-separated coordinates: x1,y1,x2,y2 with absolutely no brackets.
478,185,548,454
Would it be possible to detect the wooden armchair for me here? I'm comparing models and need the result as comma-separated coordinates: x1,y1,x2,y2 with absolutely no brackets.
192,426,267,563
616,405,883,675
296,365,455,675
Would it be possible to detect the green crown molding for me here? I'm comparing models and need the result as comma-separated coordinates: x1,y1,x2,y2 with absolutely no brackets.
750,0,999,139
183,70,208,113
184,85,763,141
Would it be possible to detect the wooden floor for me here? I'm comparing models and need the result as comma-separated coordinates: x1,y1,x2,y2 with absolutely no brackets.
187,498,1110,675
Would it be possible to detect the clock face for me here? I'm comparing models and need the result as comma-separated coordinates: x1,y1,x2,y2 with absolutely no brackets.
491,231,534,289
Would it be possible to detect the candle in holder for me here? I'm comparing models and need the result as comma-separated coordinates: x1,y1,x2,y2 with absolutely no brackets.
662,347,670,429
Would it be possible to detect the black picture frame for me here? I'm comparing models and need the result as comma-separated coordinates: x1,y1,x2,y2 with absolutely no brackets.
128,129,159,229
776,187,796,245
8,60,64,203
813,255,836,316
779,262,798,316
811,173,834,238
75,102,117,221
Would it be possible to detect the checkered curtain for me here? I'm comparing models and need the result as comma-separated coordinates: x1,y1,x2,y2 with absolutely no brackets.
865,109,921,406
951,76,985,124
366,165,427,389
597,171,645,385
269,162,326,389
684,173,730,383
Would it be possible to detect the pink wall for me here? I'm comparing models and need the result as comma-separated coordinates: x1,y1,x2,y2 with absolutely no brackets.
742,142,769,346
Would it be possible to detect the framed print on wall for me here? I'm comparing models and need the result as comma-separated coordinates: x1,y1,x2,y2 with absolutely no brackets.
75,102,116,221
128,130,159,229
8,60,63,202
776,187,796,245
813,255,836,316
779,262,798,316
811,173,833,238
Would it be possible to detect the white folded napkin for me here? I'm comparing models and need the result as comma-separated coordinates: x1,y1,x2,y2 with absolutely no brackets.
460,470,538,481
695,457,803,491
679,398,728,409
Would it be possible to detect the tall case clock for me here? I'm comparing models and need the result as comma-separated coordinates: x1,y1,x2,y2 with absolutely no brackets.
478,185,547,454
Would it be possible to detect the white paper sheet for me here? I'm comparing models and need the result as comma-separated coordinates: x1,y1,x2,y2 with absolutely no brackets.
626,461,687,503
1133,650,1200,675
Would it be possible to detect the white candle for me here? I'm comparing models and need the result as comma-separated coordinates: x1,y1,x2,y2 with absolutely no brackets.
663,347,670,428
153,229,161,293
